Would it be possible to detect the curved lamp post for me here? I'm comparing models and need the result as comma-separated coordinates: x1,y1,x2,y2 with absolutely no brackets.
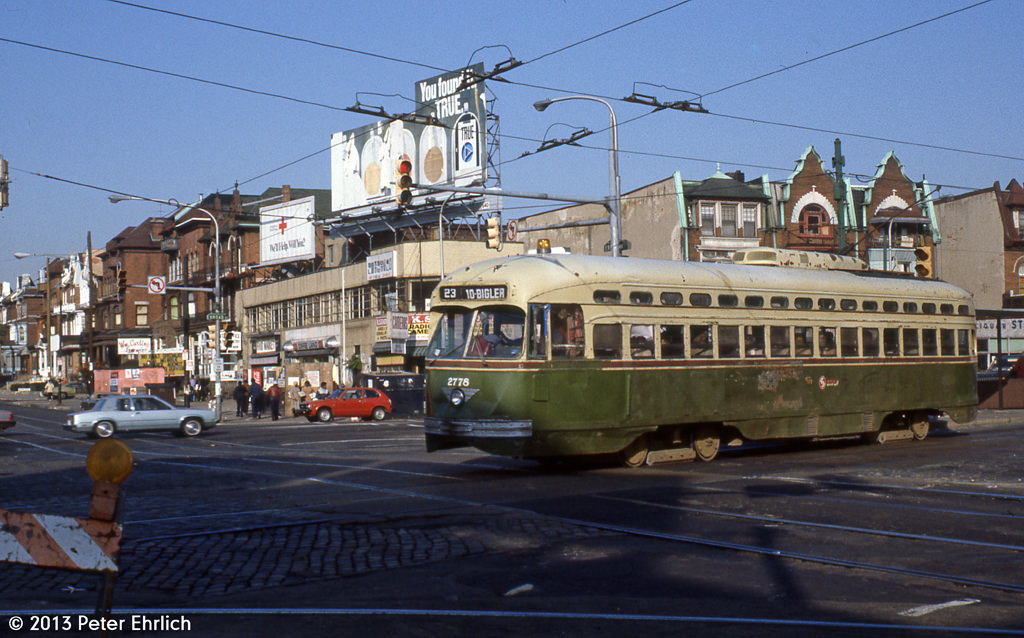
110,194,222,420
534,95,622,257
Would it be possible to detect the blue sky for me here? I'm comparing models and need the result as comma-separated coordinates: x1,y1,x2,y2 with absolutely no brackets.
1,0,1020,284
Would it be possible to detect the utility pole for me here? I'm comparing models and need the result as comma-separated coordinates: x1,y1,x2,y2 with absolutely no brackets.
832,138,848,252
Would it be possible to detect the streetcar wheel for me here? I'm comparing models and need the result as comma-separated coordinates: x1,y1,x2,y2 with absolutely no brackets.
910,416,930,441
619,436,649,468
316,407,334,423
371,406,387,421
180,418,203,437
92,421,115,439
692,426,721,462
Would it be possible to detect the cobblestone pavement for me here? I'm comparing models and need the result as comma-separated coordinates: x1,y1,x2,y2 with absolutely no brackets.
0,514,612,604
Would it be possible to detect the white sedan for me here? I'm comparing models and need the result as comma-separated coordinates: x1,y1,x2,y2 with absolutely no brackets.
65,394,218,438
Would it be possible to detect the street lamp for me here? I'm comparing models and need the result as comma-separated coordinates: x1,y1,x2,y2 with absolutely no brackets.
534,95,623,257
14,251,65,401
110,194,223,420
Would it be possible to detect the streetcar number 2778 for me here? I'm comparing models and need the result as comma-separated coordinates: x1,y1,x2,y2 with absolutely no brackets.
446,377,470,387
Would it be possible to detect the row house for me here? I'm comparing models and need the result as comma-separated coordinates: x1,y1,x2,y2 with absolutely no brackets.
933,179,1024,311
515,146,938,275
0,275,43,378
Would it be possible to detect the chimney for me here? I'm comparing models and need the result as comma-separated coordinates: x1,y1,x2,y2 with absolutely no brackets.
725,170,745,183
282,185,291,203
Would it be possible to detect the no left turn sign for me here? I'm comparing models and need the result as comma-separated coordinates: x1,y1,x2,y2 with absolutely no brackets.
148,276,166,295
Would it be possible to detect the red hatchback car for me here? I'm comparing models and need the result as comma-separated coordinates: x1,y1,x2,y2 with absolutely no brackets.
299,387,392,423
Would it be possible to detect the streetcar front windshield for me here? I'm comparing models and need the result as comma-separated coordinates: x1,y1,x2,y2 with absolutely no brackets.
427,307,525,360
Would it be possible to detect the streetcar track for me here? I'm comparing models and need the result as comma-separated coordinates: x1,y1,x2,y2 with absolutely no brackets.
595,493,1024,553
121,455,1024,597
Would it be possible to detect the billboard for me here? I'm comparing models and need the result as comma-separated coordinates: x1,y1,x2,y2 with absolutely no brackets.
330,63,487,215
259,195,317,266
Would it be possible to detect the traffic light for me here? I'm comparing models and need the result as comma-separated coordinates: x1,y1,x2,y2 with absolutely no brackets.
914,245,934,278
486,216,501,250
395,158,413,206
116,268,127,296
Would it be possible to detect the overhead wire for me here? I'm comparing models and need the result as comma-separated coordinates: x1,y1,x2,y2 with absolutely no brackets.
6,0,1013,209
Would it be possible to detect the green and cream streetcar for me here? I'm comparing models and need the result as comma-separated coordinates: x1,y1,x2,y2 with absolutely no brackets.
424,246,977,466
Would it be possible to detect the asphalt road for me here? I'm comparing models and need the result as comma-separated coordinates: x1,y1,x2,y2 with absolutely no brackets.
2,394,1023,637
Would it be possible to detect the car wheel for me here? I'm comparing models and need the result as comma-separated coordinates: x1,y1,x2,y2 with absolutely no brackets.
371,406,387,421
180,418,203,437
316,407,334,423
92,421,115,439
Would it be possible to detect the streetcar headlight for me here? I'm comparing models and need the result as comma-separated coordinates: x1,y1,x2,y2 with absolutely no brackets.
450,388,465,407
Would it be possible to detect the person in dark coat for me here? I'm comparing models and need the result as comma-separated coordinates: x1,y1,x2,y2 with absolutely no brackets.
249,380,264,419
232,382,249,417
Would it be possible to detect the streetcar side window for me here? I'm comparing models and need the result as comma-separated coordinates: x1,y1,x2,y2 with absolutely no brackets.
629,291,653,306
660,292,684,306
744,326,765,358
883,328,900,356
718,325,740,359
593,324,623,359
957,329,970,356
718,294,738,308
863,328,880,357
770,296,789,309
770,326,791,357
594,290,620,304
922,329,938,356
903,328,920,356
840,327,859,357
551,304,585,359
883,301,899,313
660,325,686,358
690,325,714,358
630,325,655,358
903,302,918,313
690,293,712,307
795,327,814,357
863,300,878,312
818,298,836,311
940,329,955,356
795,297,813,310
819,327,837,357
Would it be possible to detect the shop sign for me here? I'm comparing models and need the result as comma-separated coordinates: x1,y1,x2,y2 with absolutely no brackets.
408,313,431,341
254,338,278,355
388,312,409,340
367,251,396,281
375,316,389,342
391,339,407,355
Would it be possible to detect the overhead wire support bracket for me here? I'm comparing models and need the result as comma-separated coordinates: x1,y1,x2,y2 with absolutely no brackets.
344,102,390,119
623,92,710,114
536,127,593,153
458,57,523,90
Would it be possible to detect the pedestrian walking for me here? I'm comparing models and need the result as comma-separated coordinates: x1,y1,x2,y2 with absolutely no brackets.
268,382,283,421
249,379,264,419
232,382,249,417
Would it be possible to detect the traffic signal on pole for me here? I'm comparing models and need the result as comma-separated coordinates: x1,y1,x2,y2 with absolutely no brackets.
914,245,934,278
116,269,127,296
486,216,501,250
395,159,413,206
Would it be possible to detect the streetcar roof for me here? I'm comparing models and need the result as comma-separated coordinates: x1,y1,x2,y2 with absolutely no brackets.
435,253,974,307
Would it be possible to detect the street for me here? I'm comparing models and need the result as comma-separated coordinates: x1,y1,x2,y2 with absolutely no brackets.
2,395,1024,637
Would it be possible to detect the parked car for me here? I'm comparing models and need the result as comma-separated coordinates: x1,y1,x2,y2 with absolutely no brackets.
64,394,218,438
0,410,15,431
298,387,392,422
